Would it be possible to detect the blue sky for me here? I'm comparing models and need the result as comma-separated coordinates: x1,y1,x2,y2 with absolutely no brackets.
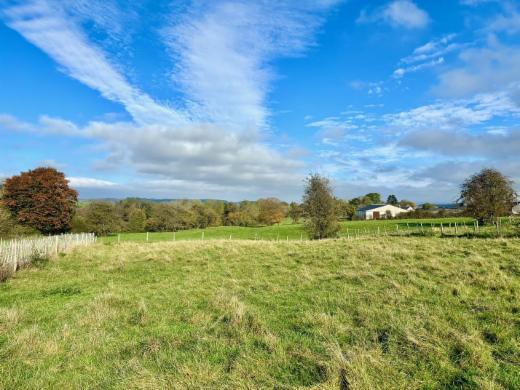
1,0,519,202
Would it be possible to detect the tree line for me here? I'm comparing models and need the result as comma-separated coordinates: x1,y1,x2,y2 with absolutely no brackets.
0,167,517,239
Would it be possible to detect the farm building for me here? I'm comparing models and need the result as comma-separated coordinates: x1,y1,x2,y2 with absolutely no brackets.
356,204,410,220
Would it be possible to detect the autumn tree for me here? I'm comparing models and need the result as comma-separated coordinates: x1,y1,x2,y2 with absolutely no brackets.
223,203,239,226
258,198,286,226
302,174,339,239
459,168,517,223
2,167,78,234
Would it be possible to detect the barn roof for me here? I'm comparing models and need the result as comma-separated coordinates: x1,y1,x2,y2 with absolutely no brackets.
357,204,387,212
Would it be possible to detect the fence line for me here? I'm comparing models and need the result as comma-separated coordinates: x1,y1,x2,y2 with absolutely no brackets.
107,217,519,243
0,233,96,280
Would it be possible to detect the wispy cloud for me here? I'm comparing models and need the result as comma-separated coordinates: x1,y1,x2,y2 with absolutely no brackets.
68,177,118,188
2,0,187,126
400,34,460,64
433,39,520,99
393,57,445,79
0,113,82,136
163,1,339,130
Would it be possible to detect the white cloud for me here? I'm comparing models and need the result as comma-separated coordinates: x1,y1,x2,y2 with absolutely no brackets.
358,0,430,29
383,0,430,28
0,113,83,136
68,177,118,188
400,34,460,64
393,57,444,79
485,5,520,35
1,114,306,198
2,0,187,126
163,1,339,130
433,38,520,99
385,92,520,130
400,128,520,159
460,0,495,6
1,0,341,198
0,114,32,132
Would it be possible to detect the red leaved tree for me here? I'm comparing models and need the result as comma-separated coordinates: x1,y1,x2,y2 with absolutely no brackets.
2,167,78,234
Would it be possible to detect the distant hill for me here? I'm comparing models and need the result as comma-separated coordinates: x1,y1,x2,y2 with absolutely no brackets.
79,198,227,204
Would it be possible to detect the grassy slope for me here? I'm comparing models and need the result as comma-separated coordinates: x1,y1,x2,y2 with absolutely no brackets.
102,217,476,242
1,238,519,389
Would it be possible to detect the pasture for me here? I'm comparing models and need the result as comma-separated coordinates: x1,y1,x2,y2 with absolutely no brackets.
100,217,519,243
1,237,519,389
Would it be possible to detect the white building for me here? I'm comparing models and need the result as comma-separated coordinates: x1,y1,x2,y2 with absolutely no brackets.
356,204,410,220
513,203,520,215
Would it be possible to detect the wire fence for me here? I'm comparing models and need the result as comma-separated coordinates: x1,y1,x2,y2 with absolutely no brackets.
0,233,96,281
104,217,519,243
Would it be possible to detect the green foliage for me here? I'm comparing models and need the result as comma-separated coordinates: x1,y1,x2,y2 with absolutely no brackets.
127,208,147,232
386,194,398,205
362,192,382,205
191,203,220,228
70,214,89,233
302,174,340,239
349,197,361,207
460,168,517,223
1,238,519,388
0,205,39,238
83,202,120,236
146,204,196,232
421,202,437,211
0,206,15,237
335,198,356,220
399,199,416,209
287,202,303,223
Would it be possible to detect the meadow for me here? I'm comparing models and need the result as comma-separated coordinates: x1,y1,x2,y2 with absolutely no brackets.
101,217,518,243
1,236,519,389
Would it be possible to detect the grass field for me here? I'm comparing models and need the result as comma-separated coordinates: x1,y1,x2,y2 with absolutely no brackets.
1,237,519,388
100,217,520,243
101,217,474,242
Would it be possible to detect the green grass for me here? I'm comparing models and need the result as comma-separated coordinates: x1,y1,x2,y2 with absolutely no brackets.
102,218,480,242
100,217,519,243
1,237,519,388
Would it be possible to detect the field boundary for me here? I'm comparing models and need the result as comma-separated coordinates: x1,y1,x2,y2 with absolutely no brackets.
102,217,519,243
0,233,96,281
